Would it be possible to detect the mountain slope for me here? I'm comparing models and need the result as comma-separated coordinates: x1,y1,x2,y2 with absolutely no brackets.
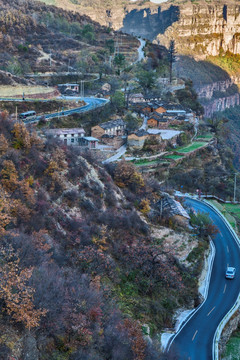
0,0,138,76
37,0,240,58
0,109,203,359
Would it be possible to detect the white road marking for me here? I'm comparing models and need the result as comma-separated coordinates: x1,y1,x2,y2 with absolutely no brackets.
192,330,198,341
227,246,229,253
223,284,227,294
207,306,216,316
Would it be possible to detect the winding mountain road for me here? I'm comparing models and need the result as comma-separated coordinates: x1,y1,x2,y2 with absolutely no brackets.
23,96,109,123
169,198,240,360
44,96,109,120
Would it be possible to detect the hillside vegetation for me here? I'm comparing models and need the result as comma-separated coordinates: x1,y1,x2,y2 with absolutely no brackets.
0,111,206,359
0,0,137,77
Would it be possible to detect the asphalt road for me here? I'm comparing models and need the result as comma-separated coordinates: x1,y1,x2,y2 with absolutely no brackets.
3,96,109,124
169,198,240,360
35,97,109,122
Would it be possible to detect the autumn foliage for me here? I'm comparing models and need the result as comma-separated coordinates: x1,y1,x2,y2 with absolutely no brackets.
0,114,189,359
114,160,144,191
0,247,47,330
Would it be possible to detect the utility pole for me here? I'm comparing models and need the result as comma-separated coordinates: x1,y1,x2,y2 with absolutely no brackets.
68,59,70,73
114,35,119,57
234,173,237,203
80,80,84,98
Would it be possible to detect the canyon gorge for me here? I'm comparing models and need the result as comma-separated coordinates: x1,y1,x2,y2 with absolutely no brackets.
46,0,240,115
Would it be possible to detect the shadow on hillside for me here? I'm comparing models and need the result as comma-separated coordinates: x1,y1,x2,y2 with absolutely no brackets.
121,5,179,40
175,56,232,86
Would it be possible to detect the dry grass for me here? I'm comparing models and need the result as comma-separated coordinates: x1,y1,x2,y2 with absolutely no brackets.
151,225,198,266
0,85,56,98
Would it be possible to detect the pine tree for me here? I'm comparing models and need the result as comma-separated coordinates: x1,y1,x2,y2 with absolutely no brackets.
168,40,176,84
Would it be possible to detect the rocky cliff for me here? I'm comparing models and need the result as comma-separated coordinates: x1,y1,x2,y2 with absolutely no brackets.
203,92,240,117
42,0,240,57
195,79,234,99
156,2,240,57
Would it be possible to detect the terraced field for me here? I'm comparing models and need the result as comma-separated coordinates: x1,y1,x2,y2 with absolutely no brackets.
0,85,56,98
176,142,208,154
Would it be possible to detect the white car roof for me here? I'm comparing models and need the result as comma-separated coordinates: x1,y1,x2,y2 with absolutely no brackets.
227,267,235,272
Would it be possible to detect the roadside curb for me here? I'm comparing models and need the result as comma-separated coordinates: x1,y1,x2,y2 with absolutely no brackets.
163,196,216,353
165,238,215,352
202,200,240,360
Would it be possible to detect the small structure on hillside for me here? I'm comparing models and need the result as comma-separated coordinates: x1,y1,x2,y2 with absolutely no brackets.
155,193,190,226
101,83,111,94
147,129,181,147
129,93,146,103
91,119,126,139
147,113,169,129
46,128,85,146
165,104,186,116
78,136,99,149
58,83,79,94
155,194,190,227
143,102,166,114
46,128,100,148
127,129,149,150
91,119,126,150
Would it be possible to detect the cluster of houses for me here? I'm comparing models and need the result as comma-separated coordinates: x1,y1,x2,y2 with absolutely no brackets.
45,99,196,152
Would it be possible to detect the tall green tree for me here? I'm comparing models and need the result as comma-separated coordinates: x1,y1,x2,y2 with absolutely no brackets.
110,91,125,112
168,40,176,84
105,39,115,55
136,69,156,96
113,53,125,75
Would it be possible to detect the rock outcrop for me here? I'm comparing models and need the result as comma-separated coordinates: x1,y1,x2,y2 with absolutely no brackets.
195,79,234,99
203,93,240,117
53,0,240,58
219,309,240,356
156,2,240,57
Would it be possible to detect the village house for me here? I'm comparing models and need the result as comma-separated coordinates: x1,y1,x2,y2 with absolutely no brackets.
46,128,99,149
129,93,146,103
147,129,182,147
127,129,149,150
91,119,126,139
78,136,99,149
165,104,187,117
46,128,86,146
143,102,166,114
147,113,169,129
128,129,162,150
58,83,79,94
91,119,126,150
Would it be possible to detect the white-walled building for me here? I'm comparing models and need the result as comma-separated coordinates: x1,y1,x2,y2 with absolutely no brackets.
46,128,86,146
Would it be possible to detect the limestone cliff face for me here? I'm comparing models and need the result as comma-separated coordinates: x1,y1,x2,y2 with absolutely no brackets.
195,79,234,99
156,2,240,57
41,0,240,57
203,93,240,117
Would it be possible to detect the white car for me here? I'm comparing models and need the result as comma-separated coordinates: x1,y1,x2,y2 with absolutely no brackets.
225,267,236,279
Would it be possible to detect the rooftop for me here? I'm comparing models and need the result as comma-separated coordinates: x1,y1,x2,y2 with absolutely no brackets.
83,136,99,142
58,83,79,87
100,119,125,130
46,128,85,136
148,113,168,122
132,129,148,137
147,129,181,140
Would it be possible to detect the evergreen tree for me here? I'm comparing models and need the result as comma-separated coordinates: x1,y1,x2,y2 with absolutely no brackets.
168,40,176,84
